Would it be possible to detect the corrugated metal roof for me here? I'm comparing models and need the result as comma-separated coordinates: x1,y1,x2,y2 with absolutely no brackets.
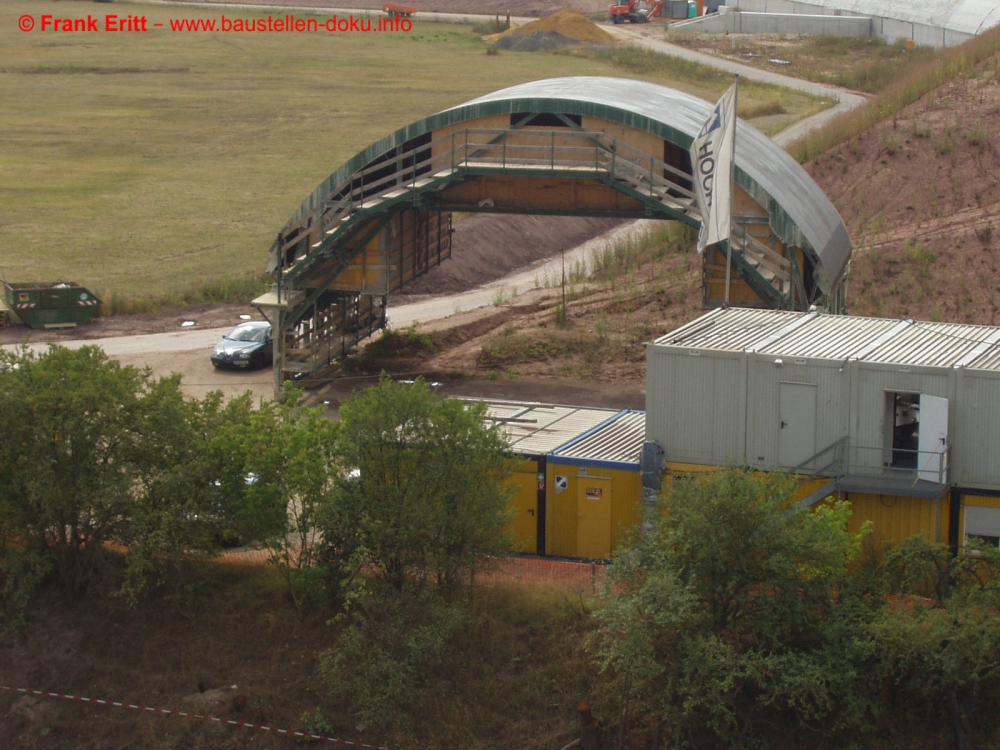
555,411,646,464
652,309,1000,370
757,314,898,358
279,77,851,295
652,307,800,351
476,400,621,455
863,321,999,366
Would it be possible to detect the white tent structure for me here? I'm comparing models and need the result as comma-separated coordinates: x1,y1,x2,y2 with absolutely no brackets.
726,0,1000,46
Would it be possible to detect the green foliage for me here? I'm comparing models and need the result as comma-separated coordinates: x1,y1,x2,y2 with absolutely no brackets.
361,326,435,362
320,584,597,744
479,326,560,367
94,272,271,317
966,119,988,146
593,470,873,747
0,346,268,612
320,589,465,733
318,375,512,594
118,390,258,603
0,346,173,596
871,537,1000,750
491,284,517,306
589,223,691,280
219,387,342,613
299,708,335,739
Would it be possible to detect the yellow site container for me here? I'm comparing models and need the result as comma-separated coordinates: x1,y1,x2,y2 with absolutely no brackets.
839,492,949,545
544,462,643,559
664,462,951,546
505,458,545,555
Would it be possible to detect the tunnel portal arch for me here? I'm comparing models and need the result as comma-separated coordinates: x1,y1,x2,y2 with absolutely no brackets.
254,77,852,393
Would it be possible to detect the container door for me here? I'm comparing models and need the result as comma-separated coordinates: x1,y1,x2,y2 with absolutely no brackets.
918,395,949,483
577,477,612,559
778,382,817,469
508,466,539,553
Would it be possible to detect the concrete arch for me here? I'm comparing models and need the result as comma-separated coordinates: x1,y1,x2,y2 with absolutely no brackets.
254,76,851,389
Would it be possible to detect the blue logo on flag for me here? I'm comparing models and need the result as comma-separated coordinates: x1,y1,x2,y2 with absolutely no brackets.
700,104,723,137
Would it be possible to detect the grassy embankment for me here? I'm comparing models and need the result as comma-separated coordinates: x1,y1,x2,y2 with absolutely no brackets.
788,23,1000,162
0,0,819,314
669,32,939,93
559,43,832,135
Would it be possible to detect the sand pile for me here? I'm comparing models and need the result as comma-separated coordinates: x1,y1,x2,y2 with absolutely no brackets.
485,9,617,50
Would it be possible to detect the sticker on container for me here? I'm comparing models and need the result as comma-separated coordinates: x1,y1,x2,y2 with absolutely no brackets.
19,293,28,302
586,487,603,501
555,475,568,493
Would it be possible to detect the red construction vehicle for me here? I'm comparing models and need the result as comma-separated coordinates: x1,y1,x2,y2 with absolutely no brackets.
382,3,416,19
608,0,665,23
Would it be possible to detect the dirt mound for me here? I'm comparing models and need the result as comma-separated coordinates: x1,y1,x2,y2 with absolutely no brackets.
397,214,623,296
485,8,616,45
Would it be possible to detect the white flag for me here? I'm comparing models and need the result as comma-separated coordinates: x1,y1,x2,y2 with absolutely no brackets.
690,82,738,255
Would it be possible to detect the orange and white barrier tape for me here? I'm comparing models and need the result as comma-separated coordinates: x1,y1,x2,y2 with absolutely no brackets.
1,685,387,749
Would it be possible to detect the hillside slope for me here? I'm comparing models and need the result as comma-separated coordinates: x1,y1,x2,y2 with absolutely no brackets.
806,57,1000,324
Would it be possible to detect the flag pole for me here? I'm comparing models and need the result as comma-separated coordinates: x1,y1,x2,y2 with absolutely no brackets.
724,74,738,308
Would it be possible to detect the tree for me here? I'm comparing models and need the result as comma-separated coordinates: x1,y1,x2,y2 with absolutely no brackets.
318,375,513,593
316,377,513,733
0,345,263,613
219,387,341,613
871,537,1000,750
117,390,258,603
593,470,873,748
0,346,175,596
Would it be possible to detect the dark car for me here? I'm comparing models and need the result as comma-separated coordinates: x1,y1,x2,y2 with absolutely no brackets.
211,321,273,369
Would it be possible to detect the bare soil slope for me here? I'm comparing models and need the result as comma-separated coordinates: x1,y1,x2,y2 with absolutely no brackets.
400,215,622,295
806,62,1000,324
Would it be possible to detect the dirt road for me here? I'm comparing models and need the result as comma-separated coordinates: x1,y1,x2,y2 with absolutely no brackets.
2,221,655,403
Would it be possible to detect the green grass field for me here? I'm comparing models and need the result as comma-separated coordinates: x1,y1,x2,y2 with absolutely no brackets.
1,1,824,307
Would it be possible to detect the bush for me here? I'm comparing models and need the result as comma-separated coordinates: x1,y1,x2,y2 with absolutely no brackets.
593,470,874,747
318,375,512,593
320,589,465,733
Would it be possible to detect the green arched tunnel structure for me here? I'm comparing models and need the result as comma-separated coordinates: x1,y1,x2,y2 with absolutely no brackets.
254,77,852,394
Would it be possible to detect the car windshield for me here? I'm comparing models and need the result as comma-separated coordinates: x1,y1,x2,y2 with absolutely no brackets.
227,324,269,343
